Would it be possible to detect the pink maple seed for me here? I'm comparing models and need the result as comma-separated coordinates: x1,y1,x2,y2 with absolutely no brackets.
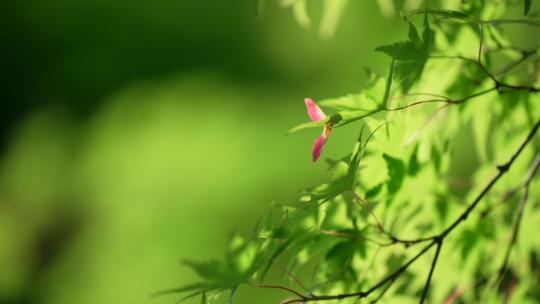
304,98,332,162
304,98,327,122
312,133,326,162
312,125,332,162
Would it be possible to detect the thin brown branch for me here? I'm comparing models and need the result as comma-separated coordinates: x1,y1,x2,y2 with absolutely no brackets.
479,188,520,219
351,192,385,231
405,103,450,144
318,229,389,247
350,192,421,247
429,55,540,92
283,242,437,303
429,55,499,84
478,24,484,64
494,50,535,77
274,264,308,292
368,276,397,304
386,86,497,113
252,284,306,299
498,83,540,92
419,240,443,304
386,98,451,111
495,153,540,287
453,87,497,103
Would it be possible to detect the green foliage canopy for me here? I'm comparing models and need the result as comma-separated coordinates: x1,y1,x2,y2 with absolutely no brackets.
164,1,540,303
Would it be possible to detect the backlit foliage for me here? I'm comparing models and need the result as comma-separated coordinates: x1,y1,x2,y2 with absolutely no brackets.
163,1,540,303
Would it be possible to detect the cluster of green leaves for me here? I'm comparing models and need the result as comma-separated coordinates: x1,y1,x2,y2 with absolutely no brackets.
167,1,540,303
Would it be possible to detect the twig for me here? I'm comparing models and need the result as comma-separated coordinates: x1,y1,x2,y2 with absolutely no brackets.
369,276,397,304
405,103,450,144
419,240,443,304
429,55,540,92
494,50,535,76
478,24,484,64
351,192,385,232
386,98,451,111
429,55,499,84
252,284,306,299
494,153,540,287
318,229,389,247
275,264,308,292
350,192,422,247
282,242,437,303
453,87,497,103
386,86,497,113
479,188,520,219
339,82,511,130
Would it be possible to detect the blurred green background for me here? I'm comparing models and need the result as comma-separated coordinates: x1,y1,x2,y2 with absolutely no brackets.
1,1,534,304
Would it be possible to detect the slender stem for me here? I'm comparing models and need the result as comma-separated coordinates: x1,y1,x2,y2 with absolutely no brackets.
453,87,497,103
339,81,528,131
318,229,389,246
363,243,435,296
386,87,496,113
495,153,540,287
351,192,385,231
498,83,540,92
275,264,308,291
428,55,540,92
419,240,443,304
294,242,436,303
429,55,499,84
351,191,431,247
405,103,450,144
369,276,397,304
386,98,450,111
252,284,306,299
479,188,520,219
478,24,484,64
494,51,535,76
